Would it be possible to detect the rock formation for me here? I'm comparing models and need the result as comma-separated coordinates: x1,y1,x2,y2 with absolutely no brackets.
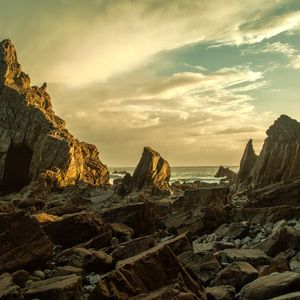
236,115,300,190
215,165,237,182
236,139,258,189
118,146,172,196
0,39,109,192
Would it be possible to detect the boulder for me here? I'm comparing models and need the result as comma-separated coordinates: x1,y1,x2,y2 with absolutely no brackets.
88,241,206,300
215,248,270,267
211,261,258,291
206,285,236,300
42,212,103,248
24,274,82,300
174,187,230,211
55,247,113,273
260,253,290,276
256,226,300,257
0,273,22,300
100,202,158,236
0,39,109,192
117,147,172,196
239,272,300,300
0,211,52,272
178,251,221,284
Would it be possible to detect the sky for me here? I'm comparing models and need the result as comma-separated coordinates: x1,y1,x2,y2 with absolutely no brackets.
1,0,300,167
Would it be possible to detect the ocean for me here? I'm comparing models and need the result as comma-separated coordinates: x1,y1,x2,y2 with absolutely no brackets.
109,166,239,184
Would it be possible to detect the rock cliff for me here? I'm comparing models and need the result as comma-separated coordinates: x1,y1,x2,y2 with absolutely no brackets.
0,39,109,191
236,115,300,190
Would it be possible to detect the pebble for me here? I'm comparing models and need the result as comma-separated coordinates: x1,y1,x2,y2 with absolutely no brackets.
32,270,45,280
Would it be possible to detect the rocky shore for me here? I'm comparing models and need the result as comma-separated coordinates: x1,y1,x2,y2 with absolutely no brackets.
0,39,300,300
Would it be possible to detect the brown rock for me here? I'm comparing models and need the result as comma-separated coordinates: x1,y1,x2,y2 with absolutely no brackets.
256,226,300,257
42,212,103,248
24,274,82,300
206,285,236,300
260,253,290,276
178,251,221,284
101,202,158,236
239,271,300,300
88,242,206,300
212,261,258,291
174,187,230,212
0,39,109,193
118,147,172,196
215,248,270,267
104,223,134,240
12,270,30,287
55,247,113,273
0,273,22,300
0,211,52,272
53,266,84,277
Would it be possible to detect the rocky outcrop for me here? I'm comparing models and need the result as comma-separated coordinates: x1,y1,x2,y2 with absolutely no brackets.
236,139,257,189
117,147,172,196
0,211,53,273
215,166,237,182
237,115,300,191
0,39,109,192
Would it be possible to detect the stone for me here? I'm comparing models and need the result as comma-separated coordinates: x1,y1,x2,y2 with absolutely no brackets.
0,273,22,300
239,271,300,300
0,39,109,193
215,248,270,267
101,202,158,236
104,223,134,240
178,250,221,284
110,235,157,262
260,253,290,276
214,222,249,242
53,266,84,277
33,270,46,280
164,205,227,237
34,212,63,223
206,285,236,300
88,242,206,300
12,270,30,287
24,274,82,300
43,212,103,248
211,261,258,291
268,292,300,300
256,226,300,257
193,241,235,254
174,186,230,211
55,247,113,273
117,147,172,196
0,211,52,273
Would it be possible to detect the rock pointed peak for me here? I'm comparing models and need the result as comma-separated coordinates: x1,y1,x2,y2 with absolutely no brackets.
266,114,300,140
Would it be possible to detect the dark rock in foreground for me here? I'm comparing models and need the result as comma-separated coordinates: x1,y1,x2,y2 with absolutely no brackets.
0,211,52,273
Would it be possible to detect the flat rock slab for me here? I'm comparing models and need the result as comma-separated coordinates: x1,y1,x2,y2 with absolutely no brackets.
0,273,22,300
24,274,82,300
215,248,270,267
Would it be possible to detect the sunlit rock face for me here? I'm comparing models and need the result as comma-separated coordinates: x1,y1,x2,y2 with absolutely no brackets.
237,115,300,190
0,39,109,191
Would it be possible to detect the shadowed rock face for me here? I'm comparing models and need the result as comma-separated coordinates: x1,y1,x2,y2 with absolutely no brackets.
237,115,300,190
0,39,109,191
118,146,172,196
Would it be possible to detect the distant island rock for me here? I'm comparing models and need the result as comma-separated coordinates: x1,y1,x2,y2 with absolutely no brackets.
215,165,237,182
0,39,109,192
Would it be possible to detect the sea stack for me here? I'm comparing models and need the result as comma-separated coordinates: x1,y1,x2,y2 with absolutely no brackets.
0,39,109,191
118,146,172,196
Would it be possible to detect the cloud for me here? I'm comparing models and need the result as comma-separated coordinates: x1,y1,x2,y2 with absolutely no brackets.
243,41,300,70
1,0,300,84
